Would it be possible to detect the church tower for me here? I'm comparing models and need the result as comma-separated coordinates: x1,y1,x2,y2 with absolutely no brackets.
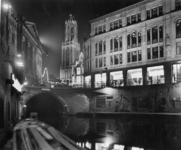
60,15,80,84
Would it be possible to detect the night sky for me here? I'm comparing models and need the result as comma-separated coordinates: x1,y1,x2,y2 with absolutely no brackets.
9,0,142,78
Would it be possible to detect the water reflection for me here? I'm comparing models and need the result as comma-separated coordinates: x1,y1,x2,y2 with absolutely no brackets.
42,115,181,150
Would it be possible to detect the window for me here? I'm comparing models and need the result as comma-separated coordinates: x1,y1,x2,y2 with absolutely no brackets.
160,46,164,57
103,41,106,54
147,29,150,45
138,32,141,47
159,6,163,15
99,26,102,33
159,26,163,42
119,36,122,50
103,24,106,32
132,51,137,62
152,26,158,44
114,20,118,29
147,10,151,19
127,16,131,25
99,41,102,55
127,68,143,86
119,19,122,27
114,54,118,65
114,37,118,51
110,22,113,30
95,27,97,34
132,32,137,48
110,55,113,65
138,50,142,61
176,20,181,38
152,47,158,59
152,7,157,18
99,57,102,67
138,13,141,22
104,57,106,66
127,52,131,63
119,54,122,64
110,39,113,52
176,42,181,55
176,0,181,10
173,63,181,83
147,48,151,59
131,14,136,24
127,34,130,49
96,58,98,68
95,43,98,55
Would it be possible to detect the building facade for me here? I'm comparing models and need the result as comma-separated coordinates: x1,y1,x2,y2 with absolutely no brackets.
0,0,44,141
83,0,181,88
60,15,80,85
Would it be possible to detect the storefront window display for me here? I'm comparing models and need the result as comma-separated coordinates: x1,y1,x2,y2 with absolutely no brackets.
85,76,91,88
173,63,181,83
95,73,106,88
147,65,165,85
127,68,143,86
110,71,124,87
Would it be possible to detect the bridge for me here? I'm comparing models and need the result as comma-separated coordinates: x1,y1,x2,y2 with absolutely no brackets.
20,86,107,118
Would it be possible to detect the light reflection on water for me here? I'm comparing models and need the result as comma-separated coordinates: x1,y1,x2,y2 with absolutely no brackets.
42,115,181,150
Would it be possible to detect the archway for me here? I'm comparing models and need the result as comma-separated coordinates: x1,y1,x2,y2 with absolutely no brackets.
24,92,68,130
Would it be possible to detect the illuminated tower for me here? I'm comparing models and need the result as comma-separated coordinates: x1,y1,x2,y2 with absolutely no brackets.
60,15,80,84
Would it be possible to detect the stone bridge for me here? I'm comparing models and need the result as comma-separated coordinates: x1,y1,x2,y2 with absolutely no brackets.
20,86,105,117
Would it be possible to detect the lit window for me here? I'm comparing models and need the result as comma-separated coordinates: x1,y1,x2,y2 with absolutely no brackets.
127,68,143,86
176,20,181,38
173,63,181,83
147,66,165,85
110,71,124,87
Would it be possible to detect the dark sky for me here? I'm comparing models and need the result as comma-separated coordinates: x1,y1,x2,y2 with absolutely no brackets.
9,0,142,78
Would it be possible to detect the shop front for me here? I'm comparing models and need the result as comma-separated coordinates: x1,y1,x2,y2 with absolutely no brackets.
110,71,124,87
85,75,91,88
172,62,181,83
127,68,143,86
95,73,106,88
147,65,165,85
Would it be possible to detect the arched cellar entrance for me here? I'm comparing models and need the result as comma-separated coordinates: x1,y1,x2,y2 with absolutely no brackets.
24,92,68,130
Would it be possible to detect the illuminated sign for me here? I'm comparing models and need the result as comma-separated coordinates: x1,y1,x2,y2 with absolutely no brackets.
12,74,22,92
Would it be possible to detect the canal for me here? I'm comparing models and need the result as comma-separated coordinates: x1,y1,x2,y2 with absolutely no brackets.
40,114,181,150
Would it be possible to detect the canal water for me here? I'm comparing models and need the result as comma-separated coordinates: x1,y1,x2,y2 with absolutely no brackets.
42,115,181,150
